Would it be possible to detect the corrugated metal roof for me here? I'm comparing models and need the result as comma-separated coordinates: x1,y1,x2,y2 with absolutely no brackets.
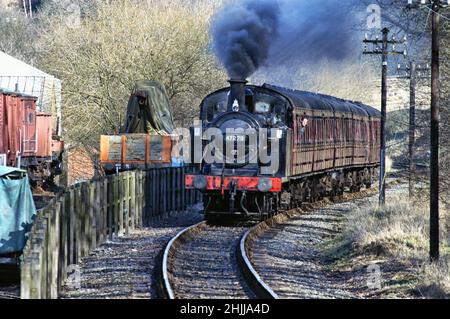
0,51,62,135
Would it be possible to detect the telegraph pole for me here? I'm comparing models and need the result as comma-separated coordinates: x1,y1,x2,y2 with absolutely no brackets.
430,0,440,261
380,28,388,206
397,61,430,197
406,0,449,261
409,62,416,198
363,28,406,206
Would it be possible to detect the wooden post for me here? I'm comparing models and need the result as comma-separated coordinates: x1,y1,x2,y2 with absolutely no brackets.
69,188,75,265
124,172,130,235
103,178,108,242
155,169,159,217
130,172,136,229
20,256,32,299
109,176,114,240
89,182,97,249
59,196,68,293
119,174,125,235
171,168,175,215
114,175,119,236
50,202,61,299
81,184,88,258
136,171,142,227
181,166,186,212
95,180,102,246
75,186,82,263
29,253,41,299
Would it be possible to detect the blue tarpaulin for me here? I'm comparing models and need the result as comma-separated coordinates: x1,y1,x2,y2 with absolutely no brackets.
0,167,36,255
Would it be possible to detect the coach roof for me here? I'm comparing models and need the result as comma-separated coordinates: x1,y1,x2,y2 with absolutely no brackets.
263,84,380,118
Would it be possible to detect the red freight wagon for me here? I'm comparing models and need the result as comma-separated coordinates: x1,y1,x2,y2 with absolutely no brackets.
0,88,64,189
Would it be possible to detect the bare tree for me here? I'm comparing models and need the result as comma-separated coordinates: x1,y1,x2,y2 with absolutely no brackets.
36,0,227,150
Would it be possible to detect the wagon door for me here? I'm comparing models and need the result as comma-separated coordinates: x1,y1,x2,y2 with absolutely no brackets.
4,94,21,166
22,97,37,156
0,93,5,163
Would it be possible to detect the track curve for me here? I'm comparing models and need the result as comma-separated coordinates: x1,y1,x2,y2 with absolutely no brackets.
237,227,280,299
160,220,279,299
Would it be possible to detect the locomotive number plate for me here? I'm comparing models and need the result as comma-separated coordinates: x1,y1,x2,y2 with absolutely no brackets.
225,135,246,143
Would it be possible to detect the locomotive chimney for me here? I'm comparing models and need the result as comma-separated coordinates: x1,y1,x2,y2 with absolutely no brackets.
227,79,247,112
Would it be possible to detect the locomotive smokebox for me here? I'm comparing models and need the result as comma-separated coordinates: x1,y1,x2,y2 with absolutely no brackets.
227,79,247,112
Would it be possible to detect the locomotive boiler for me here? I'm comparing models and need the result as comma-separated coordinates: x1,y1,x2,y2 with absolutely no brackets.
185,80,381,221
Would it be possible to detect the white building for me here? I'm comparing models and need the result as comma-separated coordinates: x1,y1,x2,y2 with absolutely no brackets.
0,50,62,135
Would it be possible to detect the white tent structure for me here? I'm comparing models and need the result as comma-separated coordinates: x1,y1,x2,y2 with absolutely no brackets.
0,51,62,136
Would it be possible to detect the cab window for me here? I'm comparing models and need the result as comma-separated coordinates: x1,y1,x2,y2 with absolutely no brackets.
255,101,270,113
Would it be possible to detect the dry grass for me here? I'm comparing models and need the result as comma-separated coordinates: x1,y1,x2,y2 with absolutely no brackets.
324,194,450,298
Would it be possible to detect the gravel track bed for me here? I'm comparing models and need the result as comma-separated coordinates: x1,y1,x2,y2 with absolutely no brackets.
249,184,407,299
0,287,20,299
61,211,203,299
0,265,20,299
169,223,256,299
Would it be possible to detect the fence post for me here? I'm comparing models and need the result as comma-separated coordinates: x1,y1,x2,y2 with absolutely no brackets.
89,182,97,250
124,172,130,235
118,174,124,235
113,175,119,236
82,183,90,257
29,253,41,299
103,178,108,242
59,196,68,293
69,188,75,265
42,209,52,298
75,186,82,263
130,172,136,230
181,166,186,212
95,180,102,246
153,169,158,218
50,202,61,299
136,171,142,227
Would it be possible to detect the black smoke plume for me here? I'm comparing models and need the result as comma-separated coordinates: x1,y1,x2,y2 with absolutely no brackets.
211,0,359,79
211,0,280,79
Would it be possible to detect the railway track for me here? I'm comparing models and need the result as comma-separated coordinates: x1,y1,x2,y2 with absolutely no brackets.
0,291,20,299
160,220,278,299
159,181,397,300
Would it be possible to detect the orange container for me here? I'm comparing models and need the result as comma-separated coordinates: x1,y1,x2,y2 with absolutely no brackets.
100,134,172,165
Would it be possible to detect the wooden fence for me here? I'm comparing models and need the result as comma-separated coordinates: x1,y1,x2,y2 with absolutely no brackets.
20,167,201,299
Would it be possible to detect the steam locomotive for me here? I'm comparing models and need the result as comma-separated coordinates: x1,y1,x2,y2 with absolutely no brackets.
185,79,381,220
0,88,64,190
